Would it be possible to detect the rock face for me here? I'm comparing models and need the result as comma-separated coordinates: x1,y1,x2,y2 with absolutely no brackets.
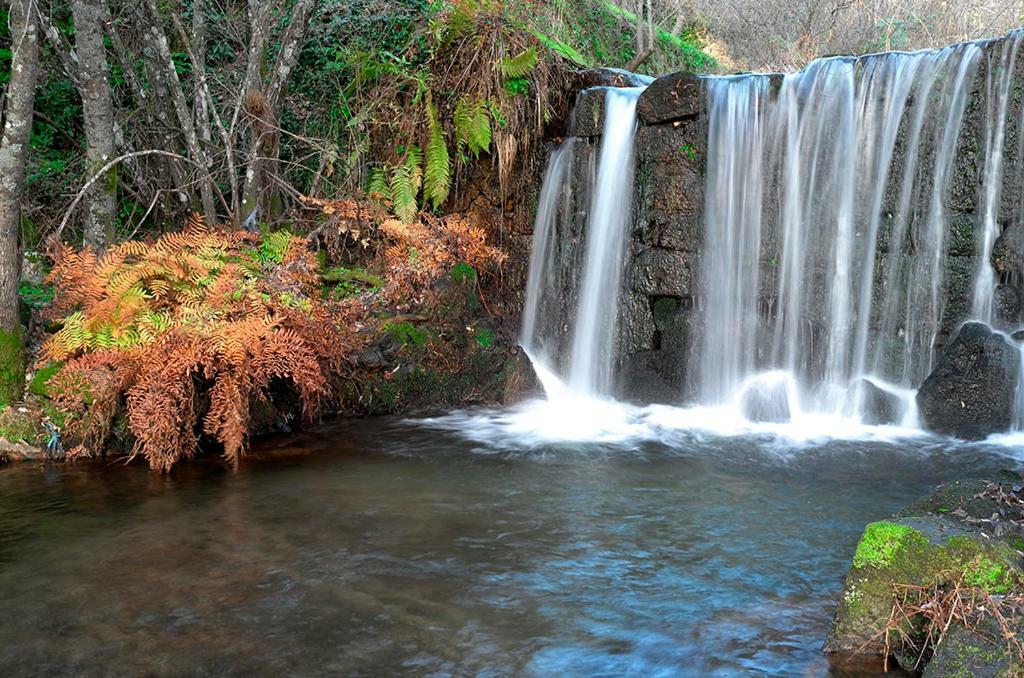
916,322,1022,439
536,33,1024,412
826,479,1024,673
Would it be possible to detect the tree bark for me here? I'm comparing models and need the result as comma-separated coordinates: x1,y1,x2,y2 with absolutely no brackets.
143,0,218,222
0,0,40,404
240,0,315,225
71,0,118,250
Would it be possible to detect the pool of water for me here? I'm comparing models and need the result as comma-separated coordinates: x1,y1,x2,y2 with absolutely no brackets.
1,412,1022,676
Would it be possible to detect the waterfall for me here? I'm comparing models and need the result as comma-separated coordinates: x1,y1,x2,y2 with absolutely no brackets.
567,87,643,395
971,32,1024,322
696,43,983,422
520,137,576,365
521,86,644,398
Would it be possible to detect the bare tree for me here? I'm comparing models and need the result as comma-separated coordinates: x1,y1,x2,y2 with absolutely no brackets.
0,0,40,404
71,0,117,249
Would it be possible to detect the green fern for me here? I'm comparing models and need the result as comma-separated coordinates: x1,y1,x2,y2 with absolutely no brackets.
390,159,419,224
501,47,537,78
424,102,451,209
367,166,390,199
454,97,492,158
404,146,423,197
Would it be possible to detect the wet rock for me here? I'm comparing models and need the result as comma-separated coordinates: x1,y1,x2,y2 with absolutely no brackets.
620,351,682,405
738,376,791,423
851,379,901,426
916,322,1021,439
630,248,694,297
572,88,607,138
825,481,1024,669
355,332,400,368
637,72,703,125
924,623,1024,678
994,219,1024,282
0,437,45,463
575,67,652,89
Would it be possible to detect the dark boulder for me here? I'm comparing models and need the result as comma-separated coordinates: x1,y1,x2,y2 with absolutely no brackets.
637,72,703,125
850,379,902,426
630,248,695,297
916,322,1021,439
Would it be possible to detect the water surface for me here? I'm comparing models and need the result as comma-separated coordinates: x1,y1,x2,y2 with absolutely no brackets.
1,415,1020,676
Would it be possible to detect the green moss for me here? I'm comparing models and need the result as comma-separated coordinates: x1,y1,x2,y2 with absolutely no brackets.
384,321,427,347
0,328,27,408
853,521,929,569
0,406,42,444
28,361,63,398
946,536,1018,593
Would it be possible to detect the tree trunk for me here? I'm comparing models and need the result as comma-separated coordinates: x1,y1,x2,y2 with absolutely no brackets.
0,0,40,405
71,0,118,250
143,0,218,222
240,0,315,225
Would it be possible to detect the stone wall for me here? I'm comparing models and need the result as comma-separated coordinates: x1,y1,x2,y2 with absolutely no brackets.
566,32,1024,406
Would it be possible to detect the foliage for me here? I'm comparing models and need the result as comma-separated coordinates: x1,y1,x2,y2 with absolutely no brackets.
41,216,365,472
378,213,506,304
0,406,43,444
28,362,63,398
19,281,54,311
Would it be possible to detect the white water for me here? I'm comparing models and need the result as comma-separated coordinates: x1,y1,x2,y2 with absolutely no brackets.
971,32,1024,322
567,87,643,395
520,137,576,365
696,43,983,426
483,36,1024,447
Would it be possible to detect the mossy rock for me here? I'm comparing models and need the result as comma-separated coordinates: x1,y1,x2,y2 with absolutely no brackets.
924,624,1024,678
826,515,1023,663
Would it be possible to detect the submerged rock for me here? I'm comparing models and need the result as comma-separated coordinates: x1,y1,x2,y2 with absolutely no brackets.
916,322,1021,439
825,479,1024,673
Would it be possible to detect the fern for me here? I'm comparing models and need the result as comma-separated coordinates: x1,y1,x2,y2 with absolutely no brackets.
43,217,364,473
367,166,390,200
405,146,423,197
501,47,537,78
390,161,419,224
454,97,492,158
424,102,452,209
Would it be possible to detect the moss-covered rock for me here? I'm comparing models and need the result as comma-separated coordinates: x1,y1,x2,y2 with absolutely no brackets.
825,480,1024,669
924,624,1024,678
0,327,26,408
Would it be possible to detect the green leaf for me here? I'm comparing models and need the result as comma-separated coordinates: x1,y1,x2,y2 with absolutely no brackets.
424,101,452,209
501,47,537,79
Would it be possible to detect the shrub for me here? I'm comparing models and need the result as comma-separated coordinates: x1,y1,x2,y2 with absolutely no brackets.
41,216,365,472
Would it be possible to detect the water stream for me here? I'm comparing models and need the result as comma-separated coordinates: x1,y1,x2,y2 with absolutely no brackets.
2,420,1022,676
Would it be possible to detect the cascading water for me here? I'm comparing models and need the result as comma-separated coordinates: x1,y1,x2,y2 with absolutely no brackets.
520,86,643,398
971,33,1024,323
696,42,985,426
567,88,643,395
520,137,576,365
496,32,1024,444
